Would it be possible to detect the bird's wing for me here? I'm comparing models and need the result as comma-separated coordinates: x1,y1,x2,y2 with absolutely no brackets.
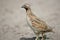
31,16,48,31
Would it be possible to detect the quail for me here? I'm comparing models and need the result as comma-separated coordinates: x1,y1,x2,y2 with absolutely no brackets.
21,3,53,40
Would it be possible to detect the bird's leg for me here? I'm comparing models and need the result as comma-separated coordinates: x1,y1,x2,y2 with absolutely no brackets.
41,33,44,40
35,35,39,40
35,34,39,40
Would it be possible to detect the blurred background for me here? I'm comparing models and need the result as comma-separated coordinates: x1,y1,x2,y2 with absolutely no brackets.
0,0,60,40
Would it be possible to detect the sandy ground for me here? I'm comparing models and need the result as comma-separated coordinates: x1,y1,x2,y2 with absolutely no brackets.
0,0,60,40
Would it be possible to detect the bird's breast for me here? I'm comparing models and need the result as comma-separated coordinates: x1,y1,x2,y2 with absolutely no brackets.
26,16,41,33
26,15,32,26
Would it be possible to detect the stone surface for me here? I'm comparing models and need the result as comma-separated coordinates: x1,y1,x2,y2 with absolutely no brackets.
0,0,60,40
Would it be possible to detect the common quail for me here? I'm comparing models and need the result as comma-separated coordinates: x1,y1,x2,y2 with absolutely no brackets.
21,3,53,40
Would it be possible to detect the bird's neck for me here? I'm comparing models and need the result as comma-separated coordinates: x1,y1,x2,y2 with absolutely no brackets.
26,8,32,15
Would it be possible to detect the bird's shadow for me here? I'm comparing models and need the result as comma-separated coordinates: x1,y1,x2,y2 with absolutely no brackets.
20,37,42,40
20,35,50,40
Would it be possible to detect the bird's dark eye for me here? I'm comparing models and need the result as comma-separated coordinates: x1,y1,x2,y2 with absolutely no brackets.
25,8,28,11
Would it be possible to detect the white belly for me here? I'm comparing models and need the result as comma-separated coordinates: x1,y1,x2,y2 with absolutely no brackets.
26,16,39,33
26,15,32,28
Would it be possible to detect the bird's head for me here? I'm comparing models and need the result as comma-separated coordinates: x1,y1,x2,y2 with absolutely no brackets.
21,3,31,11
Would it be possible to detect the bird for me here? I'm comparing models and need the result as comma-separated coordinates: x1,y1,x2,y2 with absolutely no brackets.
21,3,54,40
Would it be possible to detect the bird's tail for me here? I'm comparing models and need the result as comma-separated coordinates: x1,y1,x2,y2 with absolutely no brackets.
48,26,55,33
